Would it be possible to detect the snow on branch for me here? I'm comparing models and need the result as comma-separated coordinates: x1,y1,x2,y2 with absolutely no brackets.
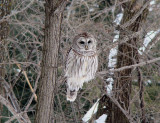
139,30,160,55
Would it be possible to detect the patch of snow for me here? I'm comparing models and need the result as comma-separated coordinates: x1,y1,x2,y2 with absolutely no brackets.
150,0,155,5
149,8,153,12
145,79,152,85
108,48,118,68
114,13,123,25
16,69,21,72
106,13,123,93
113,30,120,42
14,68,21,72
108,13,123,67
105,78,114,94
93,4,99,7
139,30,160,55
82,99,100,122
106,78,114,82
103,106,106,109
147,80,152,84
149,0,156,11
11,10,18,14
94,114,108,123
89,8,94,12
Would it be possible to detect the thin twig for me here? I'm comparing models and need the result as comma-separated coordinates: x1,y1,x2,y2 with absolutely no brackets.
16,63,37,102
0,95,25,123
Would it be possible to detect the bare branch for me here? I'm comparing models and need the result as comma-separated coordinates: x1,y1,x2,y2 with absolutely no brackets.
98,57,160,75
0,95,26,123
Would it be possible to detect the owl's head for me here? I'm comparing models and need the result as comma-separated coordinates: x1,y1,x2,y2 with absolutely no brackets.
72,32,97,52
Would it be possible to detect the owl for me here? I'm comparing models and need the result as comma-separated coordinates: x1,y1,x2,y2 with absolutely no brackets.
65,32,98,102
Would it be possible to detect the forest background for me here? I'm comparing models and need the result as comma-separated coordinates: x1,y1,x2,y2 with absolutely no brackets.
0,0,160,123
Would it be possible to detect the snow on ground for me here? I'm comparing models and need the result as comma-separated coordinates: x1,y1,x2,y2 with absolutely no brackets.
94,114,108,123
82,99,100,122
139,30,160,55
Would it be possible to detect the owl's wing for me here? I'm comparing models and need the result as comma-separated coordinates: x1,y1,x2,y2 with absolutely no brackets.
64,47,72,72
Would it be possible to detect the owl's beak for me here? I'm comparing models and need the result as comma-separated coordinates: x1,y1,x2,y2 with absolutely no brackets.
85,45,88,50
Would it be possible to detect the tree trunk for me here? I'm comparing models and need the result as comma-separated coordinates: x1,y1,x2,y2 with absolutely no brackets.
97,1,149,123
35,1,66,123
112,1,148,122
0,0,11,122
109,1,148,123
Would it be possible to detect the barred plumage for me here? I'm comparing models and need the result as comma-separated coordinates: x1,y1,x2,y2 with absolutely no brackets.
65,32,98,102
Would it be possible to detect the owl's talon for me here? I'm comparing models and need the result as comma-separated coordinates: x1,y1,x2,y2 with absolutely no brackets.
70,90,76,96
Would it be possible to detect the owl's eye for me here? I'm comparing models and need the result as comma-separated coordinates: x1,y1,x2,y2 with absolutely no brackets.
79,41,85,44
88,40,92,43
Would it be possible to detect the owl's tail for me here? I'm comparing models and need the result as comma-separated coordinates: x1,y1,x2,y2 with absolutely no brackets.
67,88,78,102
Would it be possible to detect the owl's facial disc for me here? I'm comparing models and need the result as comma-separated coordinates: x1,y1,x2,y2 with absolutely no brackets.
77,37,96,52
77,38,86,50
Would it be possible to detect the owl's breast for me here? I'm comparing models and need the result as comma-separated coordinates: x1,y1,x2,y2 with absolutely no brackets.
78,55,98,82
65,50,98,82
84,60,88,72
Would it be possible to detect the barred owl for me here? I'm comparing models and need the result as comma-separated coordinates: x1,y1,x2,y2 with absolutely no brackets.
65,32,98,102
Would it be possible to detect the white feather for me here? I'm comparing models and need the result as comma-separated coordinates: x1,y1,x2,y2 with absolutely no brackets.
65,49,98,91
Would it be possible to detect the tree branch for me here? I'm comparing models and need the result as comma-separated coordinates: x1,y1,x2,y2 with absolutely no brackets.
0,95,25,123
98,57,160,75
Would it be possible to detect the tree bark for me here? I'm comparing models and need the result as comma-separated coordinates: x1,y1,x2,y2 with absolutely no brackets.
0,0,11,122
97,0,149,123
35,1,66,123
109,1,148,123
